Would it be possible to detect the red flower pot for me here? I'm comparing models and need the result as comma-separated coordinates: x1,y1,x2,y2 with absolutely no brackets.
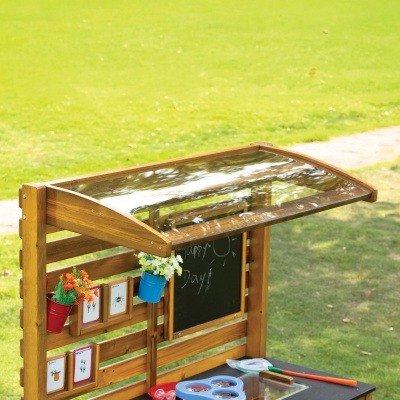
46,294,73,334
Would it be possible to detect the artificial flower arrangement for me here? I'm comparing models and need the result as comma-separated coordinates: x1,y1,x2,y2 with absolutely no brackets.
51,266,99,306
136,252,183,281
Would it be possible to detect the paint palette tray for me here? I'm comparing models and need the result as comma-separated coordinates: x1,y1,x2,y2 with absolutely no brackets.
175,376,245,400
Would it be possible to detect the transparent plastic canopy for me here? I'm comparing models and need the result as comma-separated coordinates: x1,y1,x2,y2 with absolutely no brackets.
49,144,376,253
68,150,355,216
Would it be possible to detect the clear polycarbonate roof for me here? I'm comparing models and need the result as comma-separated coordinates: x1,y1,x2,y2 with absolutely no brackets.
62,147,373,243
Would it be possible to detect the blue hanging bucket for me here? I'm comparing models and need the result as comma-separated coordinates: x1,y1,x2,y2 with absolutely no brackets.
138,272,167,303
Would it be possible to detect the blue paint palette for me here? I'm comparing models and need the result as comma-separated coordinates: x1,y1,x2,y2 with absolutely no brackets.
175,376,245,400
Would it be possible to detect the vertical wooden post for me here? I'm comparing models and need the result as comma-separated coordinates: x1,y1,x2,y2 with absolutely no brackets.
146,211,161,388
246,226,270,358
20,184,48,399
146,302,158,389
246,181,271,358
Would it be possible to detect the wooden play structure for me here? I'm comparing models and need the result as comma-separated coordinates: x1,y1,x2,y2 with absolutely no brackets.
20,143,377,399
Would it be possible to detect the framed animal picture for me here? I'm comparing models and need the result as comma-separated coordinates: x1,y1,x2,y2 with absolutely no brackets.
109,278,128,317
72,344,93,385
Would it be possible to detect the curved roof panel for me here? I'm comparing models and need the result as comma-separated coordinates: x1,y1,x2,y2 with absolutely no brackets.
48,143,376,254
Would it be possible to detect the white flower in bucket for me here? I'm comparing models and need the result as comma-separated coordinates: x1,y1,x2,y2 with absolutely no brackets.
136,252,183,281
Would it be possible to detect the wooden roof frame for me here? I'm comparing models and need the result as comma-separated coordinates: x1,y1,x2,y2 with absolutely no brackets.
40,143,377,256
19,142,377,399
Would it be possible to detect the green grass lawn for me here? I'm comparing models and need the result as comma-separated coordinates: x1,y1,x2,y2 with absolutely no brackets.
1,0,400,199
268,161,400,398
1,0,399,398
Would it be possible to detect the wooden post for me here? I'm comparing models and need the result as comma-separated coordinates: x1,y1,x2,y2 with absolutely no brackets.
246,180,271,358
246,226,270,357
20,184,48,399
146,302,158,388
145,210,161,389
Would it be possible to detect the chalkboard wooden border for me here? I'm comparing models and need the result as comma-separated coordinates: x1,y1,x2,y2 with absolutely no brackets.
167,231,247,340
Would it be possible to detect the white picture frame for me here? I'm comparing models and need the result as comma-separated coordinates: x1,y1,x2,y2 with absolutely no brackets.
82,285,101,325
109,278,128,317
72,344,93,385
47,353,66,394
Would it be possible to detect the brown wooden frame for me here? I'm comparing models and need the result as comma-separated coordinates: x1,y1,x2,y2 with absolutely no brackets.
19,144,376,399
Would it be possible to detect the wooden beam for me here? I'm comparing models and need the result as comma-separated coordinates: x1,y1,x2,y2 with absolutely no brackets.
46,185,171,257
20,183,48,399
246,226,270,357
166,187,370,250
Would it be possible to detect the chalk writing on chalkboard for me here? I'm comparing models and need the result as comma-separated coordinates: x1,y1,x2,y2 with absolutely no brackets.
173,233,244,334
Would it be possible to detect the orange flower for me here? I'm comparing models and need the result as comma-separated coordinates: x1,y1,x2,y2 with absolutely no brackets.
63,282,74,291
52,267,97,305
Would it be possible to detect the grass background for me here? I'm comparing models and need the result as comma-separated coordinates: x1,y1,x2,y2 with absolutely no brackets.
0,0,399,398
1,0,400,199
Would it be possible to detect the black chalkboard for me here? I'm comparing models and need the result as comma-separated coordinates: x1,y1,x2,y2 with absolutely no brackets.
173,233,244,334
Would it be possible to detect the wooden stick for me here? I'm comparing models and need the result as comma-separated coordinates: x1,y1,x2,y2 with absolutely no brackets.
260,370,294,385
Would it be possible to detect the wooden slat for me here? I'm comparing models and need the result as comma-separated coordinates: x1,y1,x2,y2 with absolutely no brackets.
46,185,172,257
165,187,371,249
90,380,147,400
50,384,98,399
172,313,244,340
46,251,139,290
158,320,247,368
99,328,159,363
46,234,118,263
97,354,147,389
163,201,249,231
158,345,247,383
46,224,63,234
19,366,23,388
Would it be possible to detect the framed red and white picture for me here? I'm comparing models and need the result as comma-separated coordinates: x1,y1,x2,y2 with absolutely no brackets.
82,285,101,326
72,344,93,385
